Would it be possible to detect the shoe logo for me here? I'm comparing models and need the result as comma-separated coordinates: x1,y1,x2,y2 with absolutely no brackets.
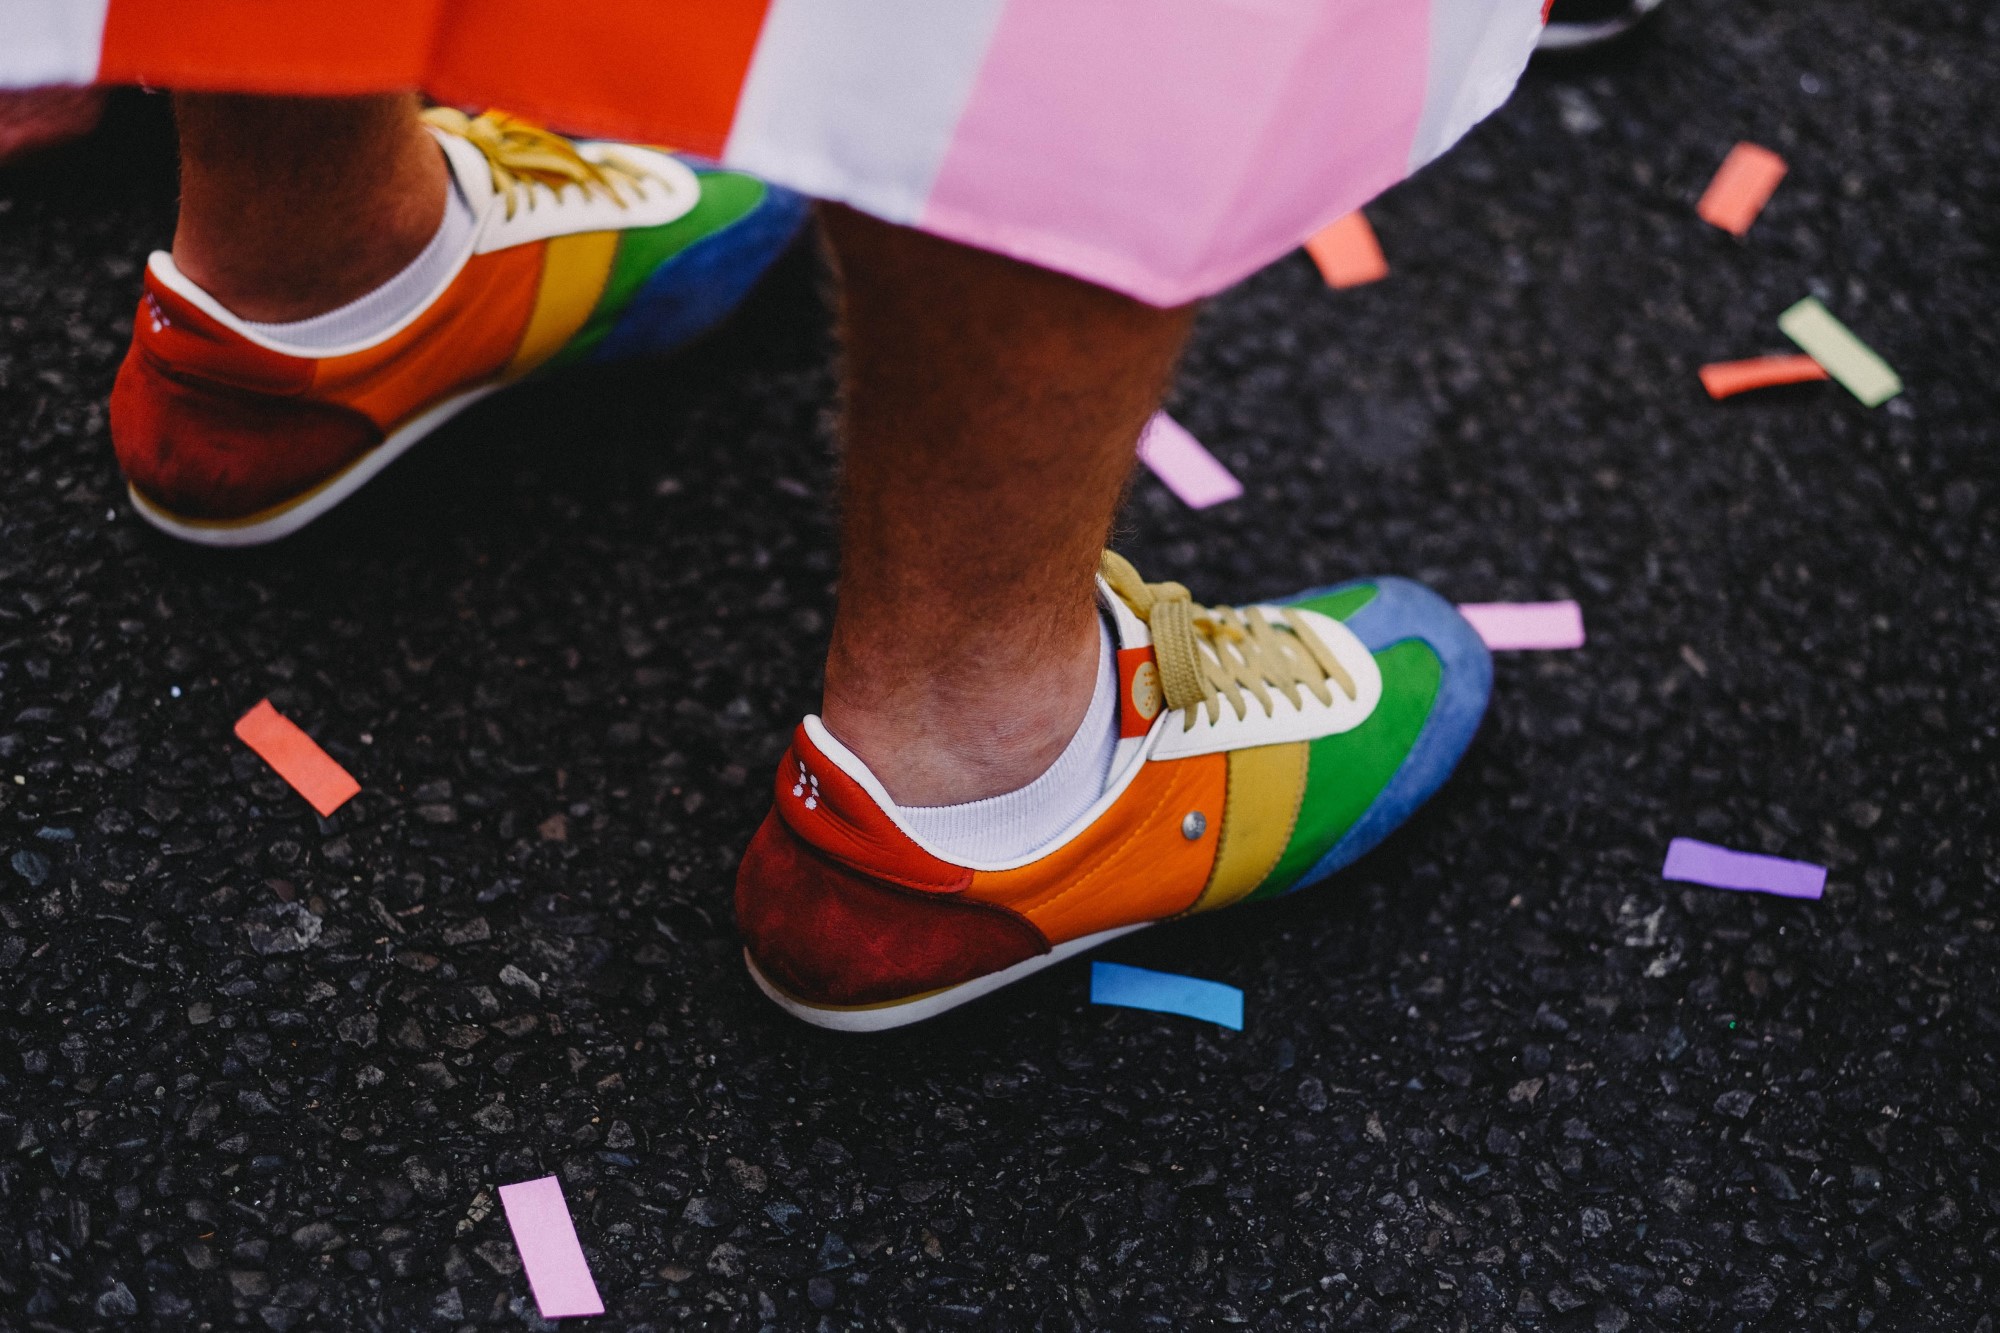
1129,659,1161,722
144,294,169,334
791,759,820,811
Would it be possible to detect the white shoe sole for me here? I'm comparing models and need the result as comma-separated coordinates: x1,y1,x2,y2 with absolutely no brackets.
126,380,506,548
744,922,1150,1033
1536,0,1663,51
1536,17,1638,49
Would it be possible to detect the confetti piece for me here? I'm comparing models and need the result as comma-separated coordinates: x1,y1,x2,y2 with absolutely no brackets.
1699,354,1829,399
1304,211,1389,288
1661,837,1826,900
1137,413,1243,509
233,699,360,817
1091,961,1243,1030
1696,142,1788,236
1456,601,1585,651
498,1177,605,1319
1778,297,1902,406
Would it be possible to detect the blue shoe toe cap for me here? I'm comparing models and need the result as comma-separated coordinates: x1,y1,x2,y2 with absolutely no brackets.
592,179,810,362
1287,576,1493,888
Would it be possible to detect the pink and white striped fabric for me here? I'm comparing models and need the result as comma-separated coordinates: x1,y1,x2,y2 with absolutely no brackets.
1,0,1544,304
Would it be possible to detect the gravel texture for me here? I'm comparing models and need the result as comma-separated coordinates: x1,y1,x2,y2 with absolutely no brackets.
2,1,1997,1328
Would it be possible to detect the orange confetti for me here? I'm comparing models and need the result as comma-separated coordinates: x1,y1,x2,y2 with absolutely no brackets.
234,699,360,817
1698,354,1829,400
1304,211,1389,289
1696,142,1788,237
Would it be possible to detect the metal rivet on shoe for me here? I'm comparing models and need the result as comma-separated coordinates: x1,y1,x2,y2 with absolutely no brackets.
1181,811,1207,840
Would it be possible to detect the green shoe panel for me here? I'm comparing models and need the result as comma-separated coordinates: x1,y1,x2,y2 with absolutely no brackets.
1297,582,1379,622
548,170,772,368
1245,638,1442,901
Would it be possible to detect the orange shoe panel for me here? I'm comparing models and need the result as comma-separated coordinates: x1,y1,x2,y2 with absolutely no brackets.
427,0,773,160
310,244,545,429
99,0,441,93
968,753,1226,944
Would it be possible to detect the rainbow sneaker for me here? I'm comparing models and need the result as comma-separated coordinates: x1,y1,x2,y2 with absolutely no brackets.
110,109,806,546
736,551,1493,1031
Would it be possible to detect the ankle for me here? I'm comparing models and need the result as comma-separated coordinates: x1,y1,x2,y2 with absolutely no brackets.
171,111,450,323
822,617,1105,808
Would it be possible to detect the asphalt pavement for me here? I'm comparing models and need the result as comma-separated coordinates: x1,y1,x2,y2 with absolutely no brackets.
2,0,1996,1328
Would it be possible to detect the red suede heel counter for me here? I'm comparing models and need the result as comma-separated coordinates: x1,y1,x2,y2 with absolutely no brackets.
110,341,382,521
110,280,381,521
736,810,1048,1008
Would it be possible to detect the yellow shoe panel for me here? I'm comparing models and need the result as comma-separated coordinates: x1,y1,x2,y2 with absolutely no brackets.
1188,740,1308,914
504,230,619,377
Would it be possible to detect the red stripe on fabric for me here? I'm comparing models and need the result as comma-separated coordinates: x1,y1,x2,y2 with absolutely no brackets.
98,0,442,92
426,0,773,158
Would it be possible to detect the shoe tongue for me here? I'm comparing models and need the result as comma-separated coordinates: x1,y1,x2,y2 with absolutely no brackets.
1096,574,1153,653
432,130,497,211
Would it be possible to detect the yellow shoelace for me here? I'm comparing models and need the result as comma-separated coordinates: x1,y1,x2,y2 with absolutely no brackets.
1101,551,1358,729
420,107,651,220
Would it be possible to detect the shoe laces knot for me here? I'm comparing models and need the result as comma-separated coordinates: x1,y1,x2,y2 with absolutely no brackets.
1099,550,1359,729
421,107,651,220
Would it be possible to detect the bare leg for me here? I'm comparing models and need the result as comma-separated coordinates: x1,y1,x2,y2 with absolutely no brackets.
0,87,106,165
817,205,1196,807
171,93,447,322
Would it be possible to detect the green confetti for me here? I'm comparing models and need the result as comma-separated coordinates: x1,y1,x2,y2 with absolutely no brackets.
1778,297,1902,407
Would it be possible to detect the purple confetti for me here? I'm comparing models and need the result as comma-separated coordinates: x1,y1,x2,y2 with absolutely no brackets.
1661,837,1826,900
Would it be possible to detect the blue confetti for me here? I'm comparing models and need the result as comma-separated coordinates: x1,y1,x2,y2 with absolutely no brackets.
1090,961,1242,1030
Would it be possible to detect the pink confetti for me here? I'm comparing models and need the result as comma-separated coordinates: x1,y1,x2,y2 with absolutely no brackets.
1456,601,1585,651
1662,837,1825,900
1137,413,1243,509
498,1176,604,1319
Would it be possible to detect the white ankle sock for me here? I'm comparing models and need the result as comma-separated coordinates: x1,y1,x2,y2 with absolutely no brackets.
898,616,1120,863
240,165,475,349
